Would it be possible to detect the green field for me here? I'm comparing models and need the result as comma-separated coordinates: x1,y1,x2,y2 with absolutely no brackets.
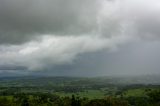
55,90,105,99
123,88,146,97
0,76,160,106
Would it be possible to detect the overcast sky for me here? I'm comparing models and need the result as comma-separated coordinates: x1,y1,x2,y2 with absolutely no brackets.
0,0,160,76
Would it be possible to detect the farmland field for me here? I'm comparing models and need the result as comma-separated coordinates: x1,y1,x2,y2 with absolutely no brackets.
0,76,160,106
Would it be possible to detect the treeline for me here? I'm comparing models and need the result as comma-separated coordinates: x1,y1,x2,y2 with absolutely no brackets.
0,84,116,94
0,90,160,106
0,94,129,106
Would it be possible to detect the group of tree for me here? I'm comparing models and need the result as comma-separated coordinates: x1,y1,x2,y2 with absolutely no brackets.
0,89,159,106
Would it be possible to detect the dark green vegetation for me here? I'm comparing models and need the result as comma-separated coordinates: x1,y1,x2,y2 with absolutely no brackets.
0,76,160,106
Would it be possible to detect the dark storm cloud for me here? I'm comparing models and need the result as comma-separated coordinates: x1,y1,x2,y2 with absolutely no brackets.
40,41,160,76
0,0,100,44
0,65,27,70
1,0,160,44
0,0,160,76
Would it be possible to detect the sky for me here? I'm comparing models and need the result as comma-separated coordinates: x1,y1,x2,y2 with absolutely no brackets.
0,0,160,76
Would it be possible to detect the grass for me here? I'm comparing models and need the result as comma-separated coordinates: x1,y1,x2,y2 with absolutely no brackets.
55,90,106,99
0,96,13,101
123,88,146,97
123,88,160,97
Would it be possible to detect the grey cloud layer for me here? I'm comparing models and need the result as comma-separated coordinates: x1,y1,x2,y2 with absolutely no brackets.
0,35,129,70
0,0,160,75
1,0,160,44
0,0,101,44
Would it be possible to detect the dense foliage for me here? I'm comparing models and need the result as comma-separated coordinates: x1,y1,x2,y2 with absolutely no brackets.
0,76,160,106
0,90,159,106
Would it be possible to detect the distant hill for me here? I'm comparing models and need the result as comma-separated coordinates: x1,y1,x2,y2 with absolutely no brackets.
0,75,160,87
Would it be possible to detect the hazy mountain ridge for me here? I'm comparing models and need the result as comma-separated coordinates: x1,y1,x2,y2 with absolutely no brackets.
0,75,160,87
